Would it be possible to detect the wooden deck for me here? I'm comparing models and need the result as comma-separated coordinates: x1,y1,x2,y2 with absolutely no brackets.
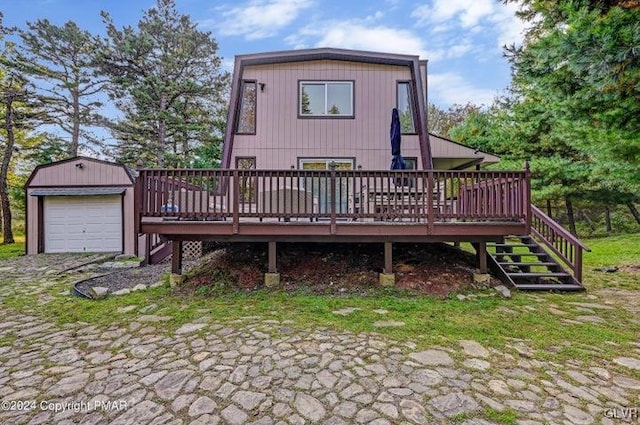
134,168,591,290
135,168,531,240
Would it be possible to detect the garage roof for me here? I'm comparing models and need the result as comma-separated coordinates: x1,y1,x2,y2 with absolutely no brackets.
30,187,127,196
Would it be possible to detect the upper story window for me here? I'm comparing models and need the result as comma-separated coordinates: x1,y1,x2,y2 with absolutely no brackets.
397,81,416,134
236,80,256,134
299,81,354,117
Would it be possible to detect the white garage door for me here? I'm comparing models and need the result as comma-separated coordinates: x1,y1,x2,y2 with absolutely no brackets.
44,195,122,253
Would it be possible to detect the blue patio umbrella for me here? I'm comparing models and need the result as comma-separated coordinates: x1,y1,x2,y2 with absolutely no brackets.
390,108,406,185
390,108,405,170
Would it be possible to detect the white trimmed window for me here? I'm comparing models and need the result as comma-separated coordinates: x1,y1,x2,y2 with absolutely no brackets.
299,81,354,117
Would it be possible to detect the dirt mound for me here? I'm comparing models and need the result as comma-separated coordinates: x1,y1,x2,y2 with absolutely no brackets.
184,243,493,297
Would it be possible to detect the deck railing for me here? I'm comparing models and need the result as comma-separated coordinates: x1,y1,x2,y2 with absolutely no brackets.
530,205,590,283
135,169,531,230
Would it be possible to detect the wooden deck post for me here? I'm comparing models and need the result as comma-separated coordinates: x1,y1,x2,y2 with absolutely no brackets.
268,241,277,273
265,241,280,287
476,241,488,273
384,241,393,274
379,241,395,286
171,240,183,274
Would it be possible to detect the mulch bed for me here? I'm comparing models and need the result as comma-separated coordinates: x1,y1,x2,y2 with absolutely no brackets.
74,263,171,295
185,242,497,297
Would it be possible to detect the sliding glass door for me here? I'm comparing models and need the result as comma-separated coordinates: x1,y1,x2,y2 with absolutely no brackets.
299,158,354,214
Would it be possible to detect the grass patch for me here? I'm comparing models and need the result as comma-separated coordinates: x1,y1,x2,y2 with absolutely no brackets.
482,408,518,425
584,233,640,267
0,235,25,260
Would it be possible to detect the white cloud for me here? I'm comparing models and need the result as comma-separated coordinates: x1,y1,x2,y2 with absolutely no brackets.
204,0,314,40
429,72,498,106
412,0,495,29
412,0,528,49
287,19,475,62
489,2,529,48
314,23,429,58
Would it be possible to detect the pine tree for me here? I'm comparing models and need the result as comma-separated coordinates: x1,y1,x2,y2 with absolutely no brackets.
99,0,230,167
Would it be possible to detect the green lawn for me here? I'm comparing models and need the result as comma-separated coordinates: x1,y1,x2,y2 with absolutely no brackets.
2,233,639,365
0,236,25,260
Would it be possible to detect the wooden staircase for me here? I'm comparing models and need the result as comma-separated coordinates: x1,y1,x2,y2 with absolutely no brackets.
486,205,590,291
487,236,584,291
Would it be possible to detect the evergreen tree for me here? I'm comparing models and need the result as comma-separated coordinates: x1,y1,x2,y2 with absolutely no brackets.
99,0,230,167
2,19,105,156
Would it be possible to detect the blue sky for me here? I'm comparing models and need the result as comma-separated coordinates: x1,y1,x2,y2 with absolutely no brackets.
2,0,528,108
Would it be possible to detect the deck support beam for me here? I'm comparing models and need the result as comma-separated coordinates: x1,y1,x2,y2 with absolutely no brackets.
265,241,280,287
379,241,395,286
268,241,277,273
384,242,393,274
476,241,488,274
171,240,183,275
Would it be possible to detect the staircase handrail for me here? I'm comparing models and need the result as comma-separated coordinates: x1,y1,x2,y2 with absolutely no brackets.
530,204,590,283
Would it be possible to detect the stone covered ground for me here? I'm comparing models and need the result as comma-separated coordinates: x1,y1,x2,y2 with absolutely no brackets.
0,254,639,425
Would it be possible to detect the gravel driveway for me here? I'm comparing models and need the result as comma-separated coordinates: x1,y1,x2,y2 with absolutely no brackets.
0,254,639,425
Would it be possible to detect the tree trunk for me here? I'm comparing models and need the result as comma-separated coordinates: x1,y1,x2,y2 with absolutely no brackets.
70,88,80,156
627,202,640,226
546,199,552,218
156,94,167,167
581,211,595,232
1,92,16,244
604,206,612,234
565,196,577,237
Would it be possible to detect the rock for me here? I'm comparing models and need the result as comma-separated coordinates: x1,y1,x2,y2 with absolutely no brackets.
457,294,467,301
333,401,357,418
88,286,109,300
294,393,326,422
131,284,147,292
317,370,338,388
231,390,266,410
409,349,454,366
332,307,361,316
595,266,618,273
411,369,443,386
175,323,206,335
564,405,594,424
473,273,491,286
109,400,164,425
117,305,138,313
188,396,217,417
494,285,511,298
613,357,640,371
112,288,131,296
430,392,479,417
399,399,425,423
373,309,388,315
154,370,194,400
373,320,405,327
47,373,89,396
459,340,490,358
463,358,491,371
613,376,640,390
373,402,398,419
170,273,184,287
221,404,248,425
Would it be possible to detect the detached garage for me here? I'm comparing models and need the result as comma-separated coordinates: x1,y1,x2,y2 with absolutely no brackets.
26,157,137,255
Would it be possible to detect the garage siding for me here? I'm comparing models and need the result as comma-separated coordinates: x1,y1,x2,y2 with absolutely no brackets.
26,157,137,256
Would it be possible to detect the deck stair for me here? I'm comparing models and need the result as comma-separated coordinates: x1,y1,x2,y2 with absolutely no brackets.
487,235,584,291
